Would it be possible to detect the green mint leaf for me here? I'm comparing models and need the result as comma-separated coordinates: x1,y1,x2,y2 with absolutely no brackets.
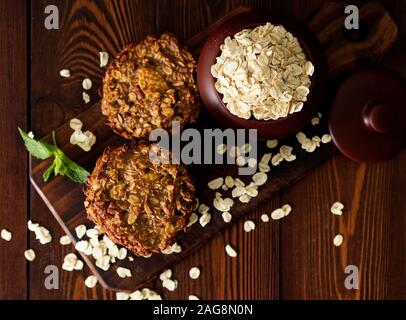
51,149,89,184
58,151,90,184
53,156,66,176
18,127,90,184
18,127,56,160
43,162,56,182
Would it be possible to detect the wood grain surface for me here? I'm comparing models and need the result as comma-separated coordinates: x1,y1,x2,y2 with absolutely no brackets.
0,0,404,300
0,0,28,300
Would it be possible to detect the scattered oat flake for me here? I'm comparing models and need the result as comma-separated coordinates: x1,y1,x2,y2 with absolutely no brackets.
159,269,172,281
245,185,258,197
243,220,255,232
116,292,130,300
27,220,38,231
216,143,227,155
259,163,271,173
236,156,247,166
279,145,295,161
62,253,79,271
225,244,237,257
213,197,234,212
270,208,285,220
147,291,162,300
271,153,283,166
60,69,70,78
99,51,109,68
296,131,307,144
1,229,12,241
24,249,36,262
229,146,240,157
69,118,83,131
74,260,84,270
75,240,90,253
240,143,252,154
189,267,200,279
27,222,52,244
261,214,270,222
333,234,343,247
171,242,182,253
95,255,110,271
247,158,257,168
198,203,209,214
162,278,178,291
199,212,211,227
253,172,267,186
239,194,251,203
208,177,224,190
225,176,234,188
282,204,292,216
85,275,98,288
231,186,245,198
118,247,127,260
187,213,198,227
86,228,99,239
311,117,320,126
130,290,143,300
36,226,52,244
75,224,87,239
82,78,92,90
117,267,132,278
222,211,232,223
266,139,278,148
321,134,332,144
234,178,245,187
82,92,90,104
331,201,344,215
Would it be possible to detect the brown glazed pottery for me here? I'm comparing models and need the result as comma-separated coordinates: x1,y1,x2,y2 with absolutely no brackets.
329,66,406,163
197,10,328,140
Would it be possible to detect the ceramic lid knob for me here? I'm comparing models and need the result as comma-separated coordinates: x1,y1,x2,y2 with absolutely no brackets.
362,101,395,133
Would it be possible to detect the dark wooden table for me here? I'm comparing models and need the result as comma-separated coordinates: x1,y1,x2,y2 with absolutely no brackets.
0,0,404,300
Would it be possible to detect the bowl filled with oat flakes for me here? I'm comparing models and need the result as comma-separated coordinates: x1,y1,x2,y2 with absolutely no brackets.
197,10,328,139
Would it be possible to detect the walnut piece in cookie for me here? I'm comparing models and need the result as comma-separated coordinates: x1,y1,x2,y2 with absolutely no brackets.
101,33,200,139
83,142,196,256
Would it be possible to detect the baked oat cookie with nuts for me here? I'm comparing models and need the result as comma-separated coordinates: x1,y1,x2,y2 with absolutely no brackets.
83,142,196,256
101,33,200,139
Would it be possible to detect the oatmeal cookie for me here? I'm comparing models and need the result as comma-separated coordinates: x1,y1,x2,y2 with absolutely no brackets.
101,33,200,139
83,142,196,256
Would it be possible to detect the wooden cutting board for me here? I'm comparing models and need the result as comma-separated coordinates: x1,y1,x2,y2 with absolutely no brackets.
30,2,397,291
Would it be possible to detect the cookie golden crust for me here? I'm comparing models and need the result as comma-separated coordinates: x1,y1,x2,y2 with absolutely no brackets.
83,143,196,256
101,33,200,140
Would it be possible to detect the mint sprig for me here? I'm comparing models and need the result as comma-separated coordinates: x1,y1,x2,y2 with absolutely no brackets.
18,128,90,184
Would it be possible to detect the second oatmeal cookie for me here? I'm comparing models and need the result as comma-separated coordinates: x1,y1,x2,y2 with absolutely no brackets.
101,33,200,139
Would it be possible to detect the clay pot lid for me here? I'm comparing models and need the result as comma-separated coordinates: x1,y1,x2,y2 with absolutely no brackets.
329,67,406,163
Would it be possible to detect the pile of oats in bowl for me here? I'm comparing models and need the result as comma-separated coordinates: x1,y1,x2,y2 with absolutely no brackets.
211,22,314,120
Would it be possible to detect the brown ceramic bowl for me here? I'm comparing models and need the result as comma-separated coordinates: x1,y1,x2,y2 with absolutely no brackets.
197,10,328,139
